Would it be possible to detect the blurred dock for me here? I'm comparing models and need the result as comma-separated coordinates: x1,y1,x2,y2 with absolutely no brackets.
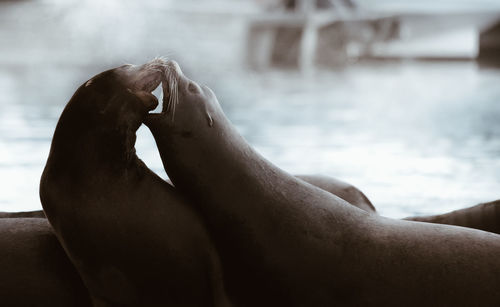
246,0,500,70
247,0,399,70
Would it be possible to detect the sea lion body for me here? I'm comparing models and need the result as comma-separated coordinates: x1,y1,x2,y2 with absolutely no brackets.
146,61,500,306
0,218,90,307
40,60,229,306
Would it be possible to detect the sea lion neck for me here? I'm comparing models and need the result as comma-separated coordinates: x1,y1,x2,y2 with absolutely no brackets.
92,124,139,167
47,110,140,176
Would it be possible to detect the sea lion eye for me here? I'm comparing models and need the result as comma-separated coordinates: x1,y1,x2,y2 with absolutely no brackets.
188,82,200,94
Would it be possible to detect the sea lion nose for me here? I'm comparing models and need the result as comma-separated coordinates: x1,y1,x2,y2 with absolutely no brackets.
166,60,183,76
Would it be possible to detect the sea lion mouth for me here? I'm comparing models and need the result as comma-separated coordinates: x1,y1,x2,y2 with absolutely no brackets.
118,58,172,112
120,57,168,94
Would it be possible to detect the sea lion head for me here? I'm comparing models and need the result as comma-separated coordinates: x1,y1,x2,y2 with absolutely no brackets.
144,61,231,191
73,58,166,133
144,60,221,138
46,58,168,172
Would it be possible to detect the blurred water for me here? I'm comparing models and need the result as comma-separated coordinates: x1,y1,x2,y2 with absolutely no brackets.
1,0,499,217
227,64,500,217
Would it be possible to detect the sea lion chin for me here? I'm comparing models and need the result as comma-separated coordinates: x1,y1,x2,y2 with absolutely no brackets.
40,59,230,306
146,60,500,306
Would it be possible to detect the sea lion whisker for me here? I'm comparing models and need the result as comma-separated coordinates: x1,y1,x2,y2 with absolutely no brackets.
170,79,178,122
152,56,169,65
163,66,179,122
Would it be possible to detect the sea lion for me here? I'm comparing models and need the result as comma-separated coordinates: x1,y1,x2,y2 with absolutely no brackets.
40,59,229,306
0,210,46,218
289,179,500,235
405,199,500,234
293,178,500,235
0,218,91,307
146,60,500,306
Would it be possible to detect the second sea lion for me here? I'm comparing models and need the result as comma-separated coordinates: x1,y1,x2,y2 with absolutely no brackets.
146,61,500,306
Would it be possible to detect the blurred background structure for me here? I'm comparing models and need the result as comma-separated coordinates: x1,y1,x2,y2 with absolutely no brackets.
1,0,500,217
248,0,500,70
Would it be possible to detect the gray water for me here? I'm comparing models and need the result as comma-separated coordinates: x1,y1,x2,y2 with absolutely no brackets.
1,0,499,217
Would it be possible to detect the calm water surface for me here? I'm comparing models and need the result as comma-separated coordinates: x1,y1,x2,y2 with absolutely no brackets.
1,0,499,217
